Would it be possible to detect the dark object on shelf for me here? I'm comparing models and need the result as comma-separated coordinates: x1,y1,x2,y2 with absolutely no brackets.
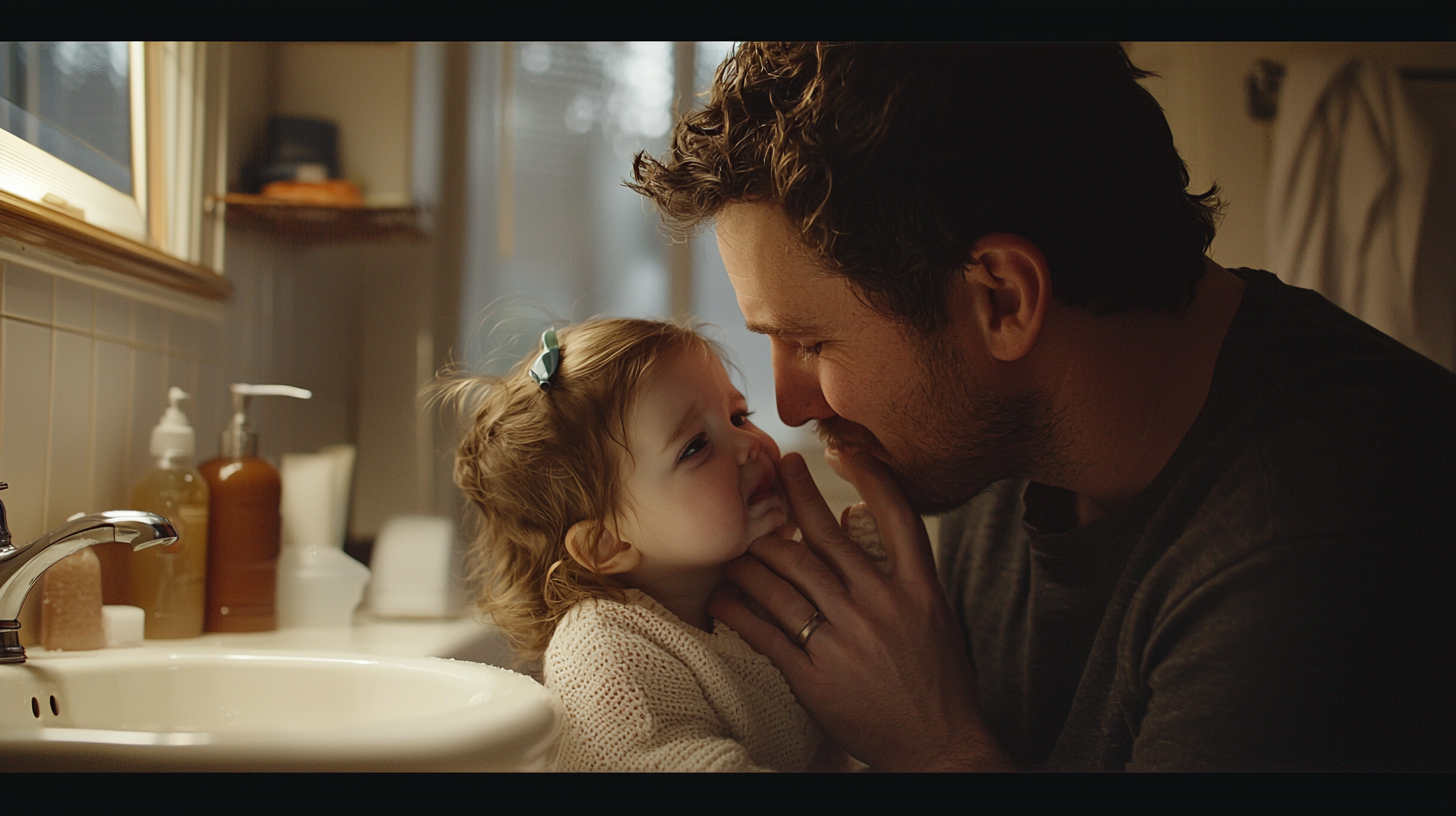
249,117,342,193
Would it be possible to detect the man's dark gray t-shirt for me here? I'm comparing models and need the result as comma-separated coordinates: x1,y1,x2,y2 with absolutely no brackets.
937,268,1455,771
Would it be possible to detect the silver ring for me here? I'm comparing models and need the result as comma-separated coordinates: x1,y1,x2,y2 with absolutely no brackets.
795,611,824,647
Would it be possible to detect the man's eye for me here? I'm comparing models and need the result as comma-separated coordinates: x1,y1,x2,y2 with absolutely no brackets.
732,411,753,428
797,342,824,361
678,436,708,462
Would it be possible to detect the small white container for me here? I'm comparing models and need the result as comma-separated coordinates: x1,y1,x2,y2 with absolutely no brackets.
369,515,458,618
276,450,370,628
102,604,145,647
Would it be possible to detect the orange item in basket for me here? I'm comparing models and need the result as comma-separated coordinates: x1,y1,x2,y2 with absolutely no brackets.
261,179,364,206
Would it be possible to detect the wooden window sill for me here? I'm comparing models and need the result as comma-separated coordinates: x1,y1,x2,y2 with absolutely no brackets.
0,190,231,302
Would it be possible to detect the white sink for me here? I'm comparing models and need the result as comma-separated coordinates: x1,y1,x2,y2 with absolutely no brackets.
0,646,555,771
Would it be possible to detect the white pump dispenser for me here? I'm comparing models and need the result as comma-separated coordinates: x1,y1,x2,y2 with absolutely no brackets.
150,387,196,462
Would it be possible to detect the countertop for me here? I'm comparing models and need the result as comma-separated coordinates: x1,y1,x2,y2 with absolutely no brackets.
26,614,516,666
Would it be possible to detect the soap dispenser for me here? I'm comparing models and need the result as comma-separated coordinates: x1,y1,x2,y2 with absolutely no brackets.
200,383,311,633
130,387,209,638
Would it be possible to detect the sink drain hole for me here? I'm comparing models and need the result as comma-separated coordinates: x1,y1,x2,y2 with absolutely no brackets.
50,695,59,716
30,697,39,718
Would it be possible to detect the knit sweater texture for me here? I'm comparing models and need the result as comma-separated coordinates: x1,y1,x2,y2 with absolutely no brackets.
543,590,821,771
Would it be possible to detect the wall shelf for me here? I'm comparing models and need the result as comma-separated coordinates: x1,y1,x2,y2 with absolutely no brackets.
215,194,426,244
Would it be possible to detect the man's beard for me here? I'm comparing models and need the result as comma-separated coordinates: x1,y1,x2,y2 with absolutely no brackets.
814,349,1061,516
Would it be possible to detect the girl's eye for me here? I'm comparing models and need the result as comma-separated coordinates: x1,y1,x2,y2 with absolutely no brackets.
732,411,753,428
678,435,708,463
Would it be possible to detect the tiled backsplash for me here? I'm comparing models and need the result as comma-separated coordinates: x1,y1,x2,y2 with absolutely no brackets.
0,231,361,546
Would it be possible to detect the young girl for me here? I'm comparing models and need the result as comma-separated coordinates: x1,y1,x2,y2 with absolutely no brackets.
450,318,833,772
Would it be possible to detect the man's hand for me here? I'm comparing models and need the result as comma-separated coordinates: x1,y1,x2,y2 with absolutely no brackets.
709,450,1014,771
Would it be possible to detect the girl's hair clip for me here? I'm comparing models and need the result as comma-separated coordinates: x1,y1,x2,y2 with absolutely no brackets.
529,329,560,390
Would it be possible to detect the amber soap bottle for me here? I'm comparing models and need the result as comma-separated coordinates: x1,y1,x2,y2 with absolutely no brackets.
131,387,209,638
201,384,311,633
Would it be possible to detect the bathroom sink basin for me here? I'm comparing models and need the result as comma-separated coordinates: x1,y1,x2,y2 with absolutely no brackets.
0,647,555,771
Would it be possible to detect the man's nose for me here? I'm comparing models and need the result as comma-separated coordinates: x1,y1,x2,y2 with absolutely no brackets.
772,340,836,428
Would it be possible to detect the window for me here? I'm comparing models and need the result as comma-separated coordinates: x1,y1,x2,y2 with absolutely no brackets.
2,42,147,241
0,42,228,298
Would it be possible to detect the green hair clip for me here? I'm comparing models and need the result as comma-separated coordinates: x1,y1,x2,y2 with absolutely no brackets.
529,329,560,390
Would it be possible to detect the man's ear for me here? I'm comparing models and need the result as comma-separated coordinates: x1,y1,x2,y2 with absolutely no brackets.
564,520,640,575
959,233,1051,362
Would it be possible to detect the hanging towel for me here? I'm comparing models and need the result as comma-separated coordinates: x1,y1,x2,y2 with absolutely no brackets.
1268,57,1432,349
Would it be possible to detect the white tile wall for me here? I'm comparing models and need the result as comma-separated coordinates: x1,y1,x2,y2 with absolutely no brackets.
0,230,364,548
1,318,52,538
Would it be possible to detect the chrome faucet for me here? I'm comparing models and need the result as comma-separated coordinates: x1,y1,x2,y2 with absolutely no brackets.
0,483,177,663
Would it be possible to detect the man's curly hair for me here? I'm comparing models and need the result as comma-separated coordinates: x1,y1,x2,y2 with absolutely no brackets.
631,43,1221,332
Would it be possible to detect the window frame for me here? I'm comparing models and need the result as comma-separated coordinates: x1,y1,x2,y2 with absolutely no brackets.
0,41,230,300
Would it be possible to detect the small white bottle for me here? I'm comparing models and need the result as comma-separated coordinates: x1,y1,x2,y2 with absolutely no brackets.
276,447,370,628
130,387,209,639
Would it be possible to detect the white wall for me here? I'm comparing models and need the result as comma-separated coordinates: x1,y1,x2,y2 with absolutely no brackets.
275,43,414,207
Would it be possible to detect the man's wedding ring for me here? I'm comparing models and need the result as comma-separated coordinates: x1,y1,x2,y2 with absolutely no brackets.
796,611,825,647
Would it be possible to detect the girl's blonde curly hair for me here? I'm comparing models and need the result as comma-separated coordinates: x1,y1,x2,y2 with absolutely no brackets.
443,318,721,660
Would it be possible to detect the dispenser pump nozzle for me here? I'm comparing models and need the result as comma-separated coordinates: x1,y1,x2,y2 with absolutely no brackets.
151,387,196,461
220,383,313,458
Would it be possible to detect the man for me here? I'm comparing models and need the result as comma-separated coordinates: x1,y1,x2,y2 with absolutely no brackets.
631,43,1455,771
